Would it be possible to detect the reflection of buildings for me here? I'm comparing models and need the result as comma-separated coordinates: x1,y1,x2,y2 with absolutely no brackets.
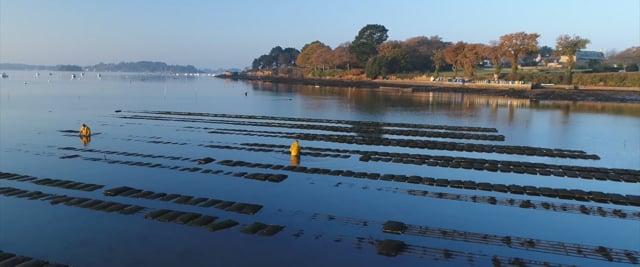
417,92,532,109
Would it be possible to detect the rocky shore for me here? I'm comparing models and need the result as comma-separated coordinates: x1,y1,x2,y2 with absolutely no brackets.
217,74,640,103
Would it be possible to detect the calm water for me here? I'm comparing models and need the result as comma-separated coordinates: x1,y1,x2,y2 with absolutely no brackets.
1,71,639,266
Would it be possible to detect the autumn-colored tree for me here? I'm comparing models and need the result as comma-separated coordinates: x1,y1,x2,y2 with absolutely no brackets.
311,46,332,70
350,24,389,67
461,44,484,78
444,42,483,78
330,43,354,69
499,32,540,76
377,40,403,57
443,42,466,77
483,40,503,77
607,46,640,71
296,41,331,70
555,34,590,83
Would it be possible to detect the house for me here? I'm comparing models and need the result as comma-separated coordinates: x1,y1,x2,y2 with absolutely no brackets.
536,54,561,68
559,50,605,68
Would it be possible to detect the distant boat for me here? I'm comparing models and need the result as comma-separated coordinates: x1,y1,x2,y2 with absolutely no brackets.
35,72,40,77
97,73,102,79
71,74,77,79
49,72,53,76
1,72,8,79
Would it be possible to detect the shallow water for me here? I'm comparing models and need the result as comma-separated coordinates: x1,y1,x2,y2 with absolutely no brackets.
1,71,639,266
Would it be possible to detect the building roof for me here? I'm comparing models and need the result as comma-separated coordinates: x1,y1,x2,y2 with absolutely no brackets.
576,51,605,60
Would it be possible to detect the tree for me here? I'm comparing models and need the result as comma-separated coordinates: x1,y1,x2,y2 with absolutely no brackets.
251,46,299,70
444,42,484,78
402,36,430,71
555,34,590,83
431,49,446,78
626,63,639,72
269,46,284,68
56,65,83,71
266,46,300,68
331,43,354,69
483,41,503,77
606,46,640,71
377,40,408,73
365,55,388,79
350,24,389,67
296,41,332,71
499,32,540,77
538,45,554,57
311,46,332,70
279,47,300,67
402,36,447,72
443,42,466,77
251,54,274,70
460,44,484,78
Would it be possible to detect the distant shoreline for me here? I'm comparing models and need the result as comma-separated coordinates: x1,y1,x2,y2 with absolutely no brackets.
0,61,216,74
216,74,640,104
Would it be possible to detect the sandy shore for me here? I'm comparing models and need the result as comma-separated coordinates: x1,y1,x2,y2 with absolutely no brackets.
218,75,640,103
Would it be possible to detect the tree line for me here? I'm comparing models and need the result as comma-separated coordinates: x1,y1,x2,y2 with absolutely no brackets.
251,24,639,83
0,61,202,73
91,61,198,73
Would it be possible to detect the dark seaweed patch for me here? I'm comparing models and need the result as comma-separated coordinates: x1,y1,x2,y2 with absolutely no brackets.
206,219,239,232
119,205,145,215
187,215,217,227
377,239,406,257
175,212,201,224
258,225,285,236
197,157,215,165
144,209,171,220
382,221,407,234
199,199,223,207
157,211,186,222
240,222,268,234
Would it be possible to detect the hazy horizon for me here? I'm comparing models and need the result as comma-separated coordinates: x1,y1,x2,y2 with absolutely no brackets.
1,0,638,70
0,61,236,71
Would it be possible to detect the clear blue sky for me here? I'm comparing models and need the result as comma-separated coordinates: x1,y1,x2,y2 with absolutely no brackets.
1,0,638,69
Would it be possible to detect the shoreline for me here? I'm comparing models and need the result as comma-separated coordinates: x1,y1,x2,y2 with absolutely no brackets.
218,74,640,103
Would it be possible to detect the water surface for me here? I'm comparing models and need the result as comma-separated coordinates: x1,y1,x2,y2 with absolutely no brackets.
1,71,638,266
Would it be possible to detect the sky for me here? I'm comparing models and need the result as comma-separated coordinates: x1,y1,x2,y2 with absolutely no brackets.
1,0,639,69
